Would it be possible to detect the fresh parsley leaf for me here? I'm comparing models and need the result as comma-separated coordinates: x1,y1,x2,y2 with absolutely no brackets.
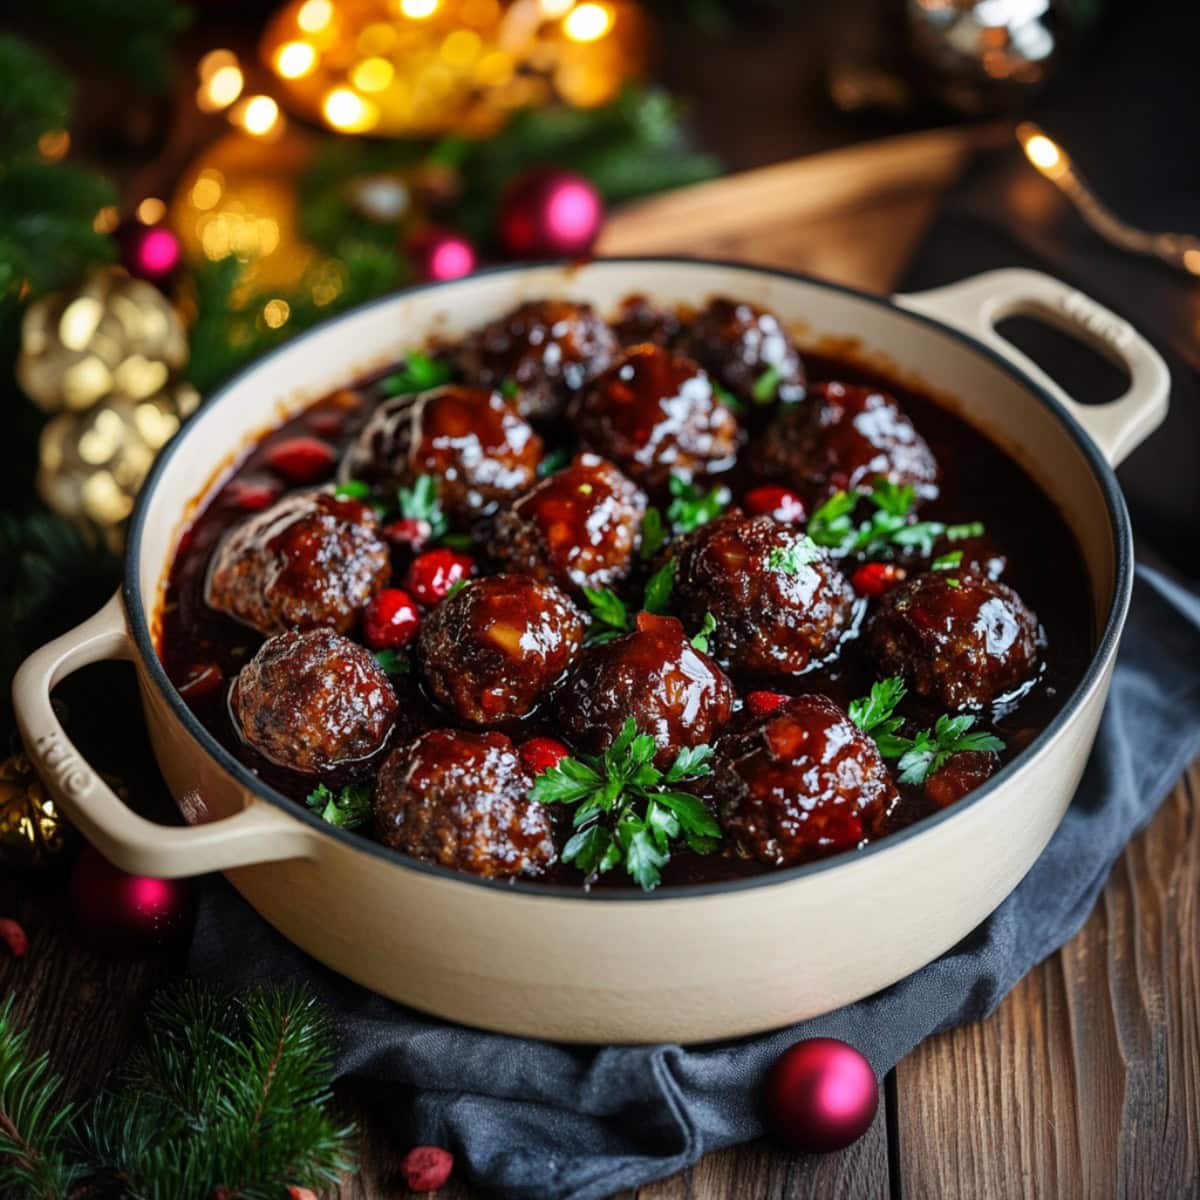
807,489,859,549
397,474,448,541
440,531,474,550
583,586,630,644
562,824,618,875
537,446,571,477
945,521,985,541
752,364,782,405
640,507,667,560
690,611,717,652
713,380,744,414
445,578,469,600
643,560,675,614
373,648,410,675
620,820,670,891
381,351,451,396
848,677,907,742
895,714,1005,785
931,550,963,571
666,473,729,534
665,743,714,782
767,535,820,574
870,479,916,517
500,376,518,400
334,479,371,500
305,782,372,831
945,577,962,588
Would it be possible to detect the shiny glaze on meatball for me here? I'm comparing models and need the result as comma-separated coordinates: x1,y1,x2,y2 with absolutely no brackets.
373,729,556,878
672,511,855,675
682,297,806,404
456,300,618,422
418,574,585,724
868,570,1040,710
924,749,998,809
612,293,683,348
230,628,396,774
205,491,389,636
572,344,739,491
757,381,939,501
555,612,734,766
342,384,542,520
486,453,647,598
714,694,898,866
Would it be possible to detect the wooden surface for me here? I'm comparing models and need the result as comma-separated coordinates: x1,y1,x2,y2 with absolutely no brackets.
3,131,1198,1200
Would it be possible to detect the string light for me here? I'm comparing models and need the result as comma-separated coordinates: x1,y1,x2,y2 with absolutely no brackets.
37,129,70,160
276,40,318,77
322,87,378,131
400,0,439,17
136,197,167,225
262,298,291,328
236,94,284,136
297,0,334,32
563,2,611,41
93,207,120,235
198,63,245,111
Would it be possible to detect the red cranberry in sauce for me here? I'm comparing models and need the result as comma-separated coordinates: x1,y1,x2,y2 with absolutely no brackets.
755,381,939,502
485,453,647,599
418,575,585,725
341,385,541,520
571,344,739,492
868,570,1040,710
555,612,734,768
743,485,806,523
671,511,854,676
851,562,907,598
362,588,420,650
714,694,898,866
374,729,556,878
519,736,570,776
924,749,999,809
205,491,390,636
680,297,806,405
264,436,338,484
230,629,396,774
455,299,618,423
405,548,476,607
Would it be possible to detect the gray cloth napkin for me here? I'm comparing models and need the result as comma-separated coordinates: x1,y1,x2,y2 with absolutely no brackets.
190,563,1200,1200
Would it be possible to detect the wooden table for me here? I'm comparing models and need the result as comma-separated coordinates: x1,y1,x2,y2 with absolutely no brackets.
3,131,1197,1199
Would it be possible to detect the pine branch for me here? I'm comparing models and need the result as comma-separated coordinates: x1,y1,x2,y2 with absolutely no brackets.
0,36,73,161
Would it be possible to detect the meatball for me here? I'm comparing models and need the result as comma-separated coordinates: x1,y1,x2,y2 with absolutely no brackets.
612,294,682,348
756,381,939,501
555,612,734,767
485,453,647,598
868,570,1040,710
230,628,396,774
924,749,999,810
682,297,806,405
672,511,854,675
374,729,556,878
455,300,618,422
572,344,739,491
418,575,585,724
341,385,541,521
206,491,390,636
714,694,898,866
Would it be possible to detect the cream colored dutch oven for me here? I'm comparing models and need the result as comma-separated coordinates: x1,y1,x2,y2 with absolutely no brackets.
12,260,1169,1044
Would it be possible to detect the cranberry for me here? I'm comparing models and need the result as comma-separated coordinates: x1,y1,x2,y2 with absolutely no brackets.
400,1146,454,1193
744,485,806,524
745,690,789,718
264,436,337,484
520,736,571,776
383,517,434,551
227,480,279,511
404,549,476,607
0,917,28,958
178,663,224,700
362,588,420,649
851,562,906,598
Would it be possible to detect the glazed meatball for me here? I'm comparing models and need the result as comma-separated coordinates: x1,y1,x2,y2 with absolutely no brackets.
572,344,739,491
682,297,806,405
555,612,734,767
486,453,647,598
418,575,585,724
206,491,390,636
756,381,939,501
374,729,556,878
231,628,396,773
456,300,618,422
612,294,682,348
714,695,898,866
924,749,999,810
868,570,1040,710
672,511,855,675
341,385,541,521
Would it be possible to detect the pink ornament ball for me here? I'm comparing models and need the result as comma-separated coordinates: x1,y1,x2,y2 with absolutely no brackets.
764,1037,879,1153
408,225,478,283
498,167,604,260
118,219,182,286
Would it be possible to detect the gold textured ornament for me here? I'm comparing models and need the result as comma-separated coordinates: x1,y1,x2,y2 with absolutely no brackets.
16,268,189,414
37,385,199,552
0,752,73,869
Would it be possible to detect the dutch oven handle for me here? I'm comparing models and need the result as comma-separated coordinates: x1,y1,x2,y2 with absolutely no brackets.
896,268,1170,466
11,590,314,878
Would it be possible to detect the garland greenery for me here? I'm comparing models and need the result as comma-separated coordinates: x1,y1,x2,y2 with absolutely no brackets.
0,984,355,1199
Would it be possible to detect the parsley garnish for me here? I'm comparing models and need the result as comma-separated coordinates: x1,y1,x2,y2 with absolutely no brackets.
445,578,469,600
767,536,820,574
334,479,371,501
537,446,571,477
847,675,1005,784
690,611,717,652
752,364,782,405
931,550,963,571
373,648,410,675
713,380,744,414
530,716,720,891
397,474,448,541
500,376,518,400
945,522,984,541
666,473,729,534
381,352,451,396
643,560,675,614
639,507,667,560
305,782,372,831
583,586,629,644
440,531,474,550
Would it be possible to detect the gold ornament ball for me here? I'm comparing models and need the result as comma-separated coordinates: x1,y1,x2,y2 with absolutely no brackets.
0,752,73,869
37,385,199,551
16,268,189,414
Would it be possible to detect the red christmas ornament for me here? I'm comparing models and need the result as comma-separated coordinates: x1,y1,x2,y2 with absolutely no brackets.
765,1037,879,1153
70,844,193,953
117,219,182,286
407,225,477,283
499,167,604,259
